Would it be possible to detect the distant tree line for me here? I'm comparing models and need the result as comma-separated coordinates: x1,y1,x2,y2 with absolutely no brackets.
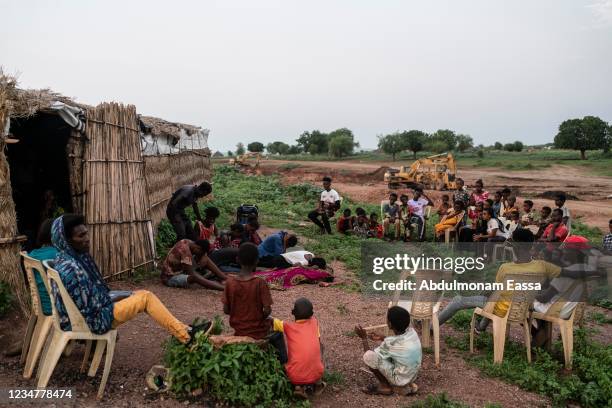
216,115,610,160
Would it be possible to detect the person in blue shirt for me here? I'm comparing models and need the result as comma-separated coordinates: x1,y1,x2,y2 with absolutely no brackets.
257,231,298,268
27,219,58,316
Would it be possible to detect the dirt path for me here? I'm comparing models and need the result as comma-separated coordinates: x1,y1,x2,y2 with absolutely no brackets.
0,279,550,408
261,160,612,232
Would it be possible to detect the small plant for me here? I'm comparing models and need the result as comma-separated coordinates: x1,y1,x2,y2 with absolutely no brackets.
448,309,473,330
588,311,612,325
163,333,296,406
336,303,349,315
408,392,469,408
322,370,344,385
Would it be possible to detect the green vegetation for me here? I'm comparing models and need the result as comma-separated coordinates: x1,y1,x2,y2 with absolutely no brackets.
322,370,345,385
445,329,612,407
588,311,612,325
407,392,502,408
164,333,299,406
0,281,13,317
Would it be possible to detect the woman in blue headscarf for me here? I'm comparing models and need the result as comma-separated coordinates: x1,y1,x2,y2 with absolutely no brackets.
50,214,196,344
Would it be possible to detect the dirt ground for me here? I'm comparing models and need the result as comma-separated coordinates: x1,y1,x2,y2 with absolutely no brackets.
260,159,612,232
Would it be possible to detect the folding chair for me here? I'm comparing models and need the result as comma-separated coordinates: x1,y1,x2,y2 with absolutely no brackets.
38,261,117,400
365,269,448,367
470,273,543,364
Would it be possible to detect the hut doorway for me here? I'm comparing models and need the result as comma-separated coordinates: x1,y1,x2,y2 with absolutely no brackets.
6,113,74,249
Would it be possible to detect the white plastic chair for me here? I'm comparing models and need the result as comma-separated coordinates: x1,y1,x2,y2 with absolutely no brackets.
38,261,117,400
20,252,54,379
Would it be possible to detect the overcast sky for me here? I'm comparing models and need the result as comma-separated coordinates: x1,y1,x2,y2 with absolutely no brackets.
2,0,611,152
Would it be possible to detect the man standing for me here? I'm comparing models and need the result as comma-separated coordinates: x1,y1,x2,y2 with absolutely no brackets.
166,182,212,241
308,176,341,234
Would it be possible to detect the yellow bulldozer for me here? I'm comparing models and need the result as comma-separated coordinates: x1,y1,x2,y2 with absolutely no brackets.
383,153,458,190
228,152,262,170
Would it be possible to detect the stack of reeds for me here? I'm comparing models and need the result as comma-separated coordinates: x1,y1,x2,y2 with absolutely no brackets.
83,103,155,279
0,71,30,316
170,149,212,190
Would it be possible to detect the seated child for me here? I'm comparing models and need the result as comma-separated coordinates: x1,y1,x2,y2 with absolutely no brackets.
273,298,325,398
501,196,518,219
506,210,522,235
434,200,465,240
355,306,421,396
383,193,401,239
161,239,226,290
399,194,412,240
369,213,384,239
195,206,220,241
535,206,552,239
468,200,483,225
521,200,536,226
337,208,355,234
353,213,371,238
436,194,451,217
213,223,244,250
244,215,262,245
491,191,502,217
222,243,273,339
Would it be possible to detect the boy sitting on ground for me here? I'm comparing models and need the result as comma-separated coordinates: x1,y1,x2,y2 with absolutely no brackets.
353,213,371,238
355,306,421,396
222,243,273,339
382,193,401,240
369,213,384,239
337,208,355,234
273,298,325,399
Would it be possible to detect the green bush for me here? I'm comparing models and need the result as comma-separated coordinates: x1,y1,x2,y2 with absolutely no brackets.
445,329,612,407
0,281,13,317
163,333,296,406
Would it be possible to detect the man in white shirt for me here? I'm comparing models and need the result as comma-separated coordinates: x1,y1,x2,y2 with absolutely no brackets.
407,188,433,241
308,176,341,234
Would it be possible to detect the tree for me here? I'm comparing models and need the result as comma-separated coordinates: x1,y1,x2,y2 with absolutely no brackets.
430,129,457,151
247,142,264,152
494,142,503,150
554,116,608,159
428,140,448,154
401,130,425,158
266,141,290,155
287,145,302,155
329,134,355,157
227,151,233,156
503,141,524,152
456,134,474,152
236,143,245,156
296,130,329,155
378,133,404,161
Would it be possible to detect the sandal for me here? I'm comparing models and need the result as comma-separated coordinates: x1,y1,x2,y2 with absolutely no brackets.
394,382,419,396
362,383,393,395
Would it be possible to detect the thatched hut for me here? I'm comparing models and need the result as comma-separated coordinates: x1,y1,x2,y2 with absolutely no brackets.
0,72,211,314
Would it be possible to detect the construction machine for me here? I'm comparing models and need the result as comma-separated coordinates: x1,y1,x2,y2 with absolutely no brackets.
383,153,458,190
228,152,262,170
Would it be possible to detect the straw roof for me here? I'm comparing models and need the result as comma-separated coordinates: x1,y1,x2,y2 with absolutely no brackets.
9,88,91,118
140,115,202,141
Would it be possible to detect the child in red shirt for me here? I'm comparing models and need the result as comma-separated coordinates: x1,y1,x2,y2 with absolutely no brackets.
273,298,325,398
222,243,273,339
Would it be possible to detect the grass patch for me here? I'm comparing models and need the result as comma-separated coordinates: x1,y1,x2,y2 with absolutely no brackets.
445,328,612,407
588,311,612,325
448,309,473,330
407,392,502,408
322,370,345,385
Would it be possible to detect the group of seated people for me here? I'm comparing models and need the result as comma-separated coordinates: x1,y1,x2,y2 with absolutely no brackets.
434,179,573,245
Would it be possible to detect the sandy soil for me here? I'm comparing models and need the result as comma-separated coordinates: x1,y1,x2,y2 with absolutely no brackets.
261,159,612,232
